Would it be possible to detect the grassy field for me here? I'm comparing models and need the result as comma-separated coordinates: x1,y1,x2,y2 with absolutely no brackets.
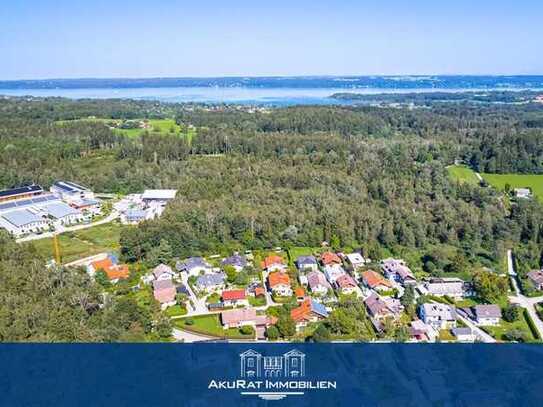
481,173,543,202
173,315,255,339
57,118,196,142
286,246,321,265
30,223,122,263
446,165,480,185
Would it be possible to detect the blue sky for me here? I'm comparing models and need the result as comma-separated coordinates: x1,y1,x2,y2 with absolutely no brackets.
1,0,542,79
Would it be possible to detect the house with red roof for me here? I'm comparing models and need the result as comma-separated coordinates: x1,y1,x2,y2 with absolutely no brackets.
221,289,248,306
88,254,130,282
291,298,329,330
361,270,393,292
295,287,306,301
261,255,286,271
268,271,292,297
320,252,342,266
336,274,359,296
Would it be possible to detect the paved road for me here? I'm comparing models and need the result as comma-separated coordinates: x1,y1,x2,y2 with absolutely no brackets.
180,273,209,315
16,210,120,243
506,249,543,339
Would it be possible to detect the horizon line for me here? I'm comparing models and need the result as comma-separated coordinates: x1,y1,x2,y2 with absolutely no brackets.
2,73,543,82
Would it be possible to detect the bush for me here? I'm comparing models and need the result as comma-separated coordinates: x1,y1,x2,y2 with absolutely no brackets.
503,305,520,322
240,325,254,336
185,318,194,326
266,325,280,340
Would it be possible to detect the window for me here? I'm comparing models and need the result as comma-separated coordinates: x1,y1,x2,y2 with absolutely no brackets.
247,358,254,368
291,358,298,368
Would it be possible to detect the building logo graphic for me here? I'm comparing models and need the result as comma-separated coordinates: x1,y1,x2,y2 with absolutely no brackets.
208,348,336,401
240,349,305,378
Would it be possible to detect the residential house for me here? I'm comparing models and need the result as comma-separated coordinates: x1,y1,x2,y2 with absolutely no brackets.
364,293,403,320
254,286,266,297
222,254,247,272
419,303,457,330
220,308,257,329
176,257,212,277
419,277,467,299
307,270,332,296
152,264,175,281
153,279,177,309
361,270,393,292
295,255,319,272
122,209,148,225
452,327,476,342
462,305,502,326
409,320,437,342
345,252,366,271
381,258,416,285
323,264,347,285
336,274,359,296
291,298,329,331
196,272,226,293
87,254,129,282
268,271,292,297
320,252,342,266
221,289,248,307
514,188,532,199
295,287,306,302
527,270,543,290
261,255,286,272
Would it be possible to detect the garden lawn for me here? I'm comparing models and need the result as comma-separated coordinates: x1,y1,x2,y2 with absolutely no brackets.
481,173,543,202
173,315,254,339
482,314,538,342
287,246,320,265
447,165,480,185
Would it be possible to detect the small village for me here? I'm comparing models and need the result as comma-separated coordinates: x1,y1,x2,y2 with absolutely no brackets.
2,181,543,343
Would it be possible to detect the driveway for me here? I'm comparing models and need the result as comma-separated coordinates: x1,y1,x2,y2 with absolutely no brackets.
172,328,216,343
506,249,543,339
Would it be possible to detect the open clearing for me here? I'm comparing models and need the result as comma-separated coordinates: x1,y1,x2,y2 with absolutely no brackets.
57,118,196,141
30,223,122,264
481,173,543,202
446,165,480,185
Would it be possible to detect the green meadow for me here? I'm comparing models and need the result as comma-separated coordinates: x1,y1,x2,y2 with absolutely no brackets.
481,173,543,202
446,165,480,185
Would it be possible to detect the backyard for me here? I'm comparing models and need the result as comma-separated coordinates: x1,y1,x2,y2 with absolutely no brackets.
173,314,255,339
446,165,480,185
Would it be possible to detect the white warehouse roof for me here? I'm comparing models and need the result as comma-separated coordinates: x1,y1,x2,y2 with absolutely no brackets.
1,209,45,227
43,202,82,219
141,189,177,200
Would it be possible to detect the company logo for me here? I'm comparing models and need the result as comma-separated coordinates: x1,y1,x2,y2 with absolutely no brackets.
208,349,336,401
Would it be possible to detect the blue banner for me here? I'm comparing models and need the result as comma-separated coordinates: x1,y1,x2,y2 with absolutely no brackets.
1,344,542,406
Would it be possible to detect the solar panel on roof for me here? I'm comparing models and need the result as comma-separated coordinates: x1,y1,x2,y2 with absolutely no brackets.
33,196,47,203
0,202,16,210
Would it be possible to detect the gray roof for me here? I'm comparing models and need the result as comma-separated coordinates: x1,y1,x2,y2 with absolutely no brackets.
474,304,502,319
43,202,81,219
296,255,317,266
177,257,209,272
153,279,174,290
125,209,147,219
196,272,225,287
222,254,247,268
452,327,473,336
1,209,44,227
53,181,88,193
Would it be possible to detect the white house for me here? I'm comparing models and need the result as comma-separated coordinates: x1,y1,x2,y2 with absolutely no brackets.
419,303,457,330
419,277,467,299
451,327,476,342
176,257,213,277
307,271,331,296
323,264,347,285
345,252,366,270
43,202,84,226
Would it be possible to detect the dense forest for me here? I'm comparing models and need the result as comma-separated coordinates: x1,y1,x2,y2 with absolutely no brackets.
1,94,543,340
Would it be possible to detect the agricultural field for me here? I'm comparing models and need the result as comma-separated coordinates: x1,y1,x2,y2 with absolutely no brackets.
30,223,123,264
481,173,543,202
446,165,480,185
